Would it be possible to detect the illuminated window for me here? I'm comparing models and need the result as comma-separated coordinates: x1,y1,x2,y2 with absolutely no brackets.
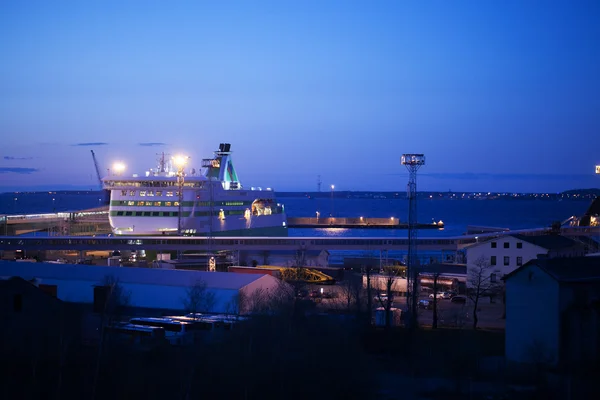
148,191,154,196
137,201,145,206
154,202,161,206
156,191,163,196
129,190,136,196
174,201,180,207
166,191,174,197
127,201,135,206
145,202,152,206
140,191,146,197
165,202,172,207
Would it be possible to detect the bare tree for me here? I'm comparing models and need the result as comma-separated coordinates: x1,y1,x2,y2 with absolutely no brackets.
182,279,216,318
431,271,441,329
100,275,131,326
467,255,500,330
91,275,131,400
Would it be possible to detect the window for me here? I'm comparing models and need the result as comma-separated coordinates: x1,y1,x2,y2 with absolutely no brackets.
517,242,522,249
504,242,509,249
140,191,146,197
129,190,136,196
491,242,497,248
491,256,496,266
504,256,510,266
490,273,497,283
166,191,174,197
13,294,22,312
517,256,523,266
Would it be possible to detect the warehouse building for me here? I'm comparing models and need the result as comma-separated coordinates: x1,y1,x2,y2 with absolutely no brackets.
0,260,282,315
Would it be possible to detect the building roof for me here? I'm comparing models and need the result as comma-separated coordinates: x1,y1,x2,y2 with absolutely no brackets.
505,256,600,283
0,261,272,290
510,234,581,250
420,263,467,276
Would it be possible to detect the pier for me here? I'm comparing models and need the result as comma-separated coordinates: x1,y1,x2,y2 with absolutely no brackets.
286,217,444,229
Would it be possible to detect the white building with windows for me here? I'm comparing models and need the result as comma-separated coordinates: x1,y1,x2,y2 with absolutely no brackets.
465,234,591,286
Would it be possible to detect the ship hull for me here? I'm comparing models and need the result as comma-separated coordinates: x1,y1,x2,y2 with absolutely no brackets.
109,213,288,236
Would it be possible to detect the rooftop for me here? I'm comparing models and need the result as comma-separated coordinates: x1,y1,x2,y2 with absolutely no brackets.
0,261,271,290
507,256,600,283
510,234,582,250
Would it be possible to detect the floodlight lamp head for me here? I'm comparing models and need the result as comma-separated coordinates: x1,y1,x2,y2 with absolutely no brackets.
172,155,189,169
113,162,126,173
401,154,426,166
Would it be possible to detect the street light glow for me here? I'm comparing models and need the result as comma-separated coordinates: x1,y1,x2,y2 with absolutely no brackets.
331,184,335,190
173,155,189,169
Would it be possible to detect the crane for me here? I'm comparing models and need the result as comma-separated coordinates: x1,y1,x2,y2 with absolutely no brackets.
90,150,110,206
90,150,103,190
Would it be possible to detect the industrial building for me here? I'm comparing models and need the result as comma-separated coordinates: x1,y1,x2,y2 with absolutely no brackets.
0,261,282,315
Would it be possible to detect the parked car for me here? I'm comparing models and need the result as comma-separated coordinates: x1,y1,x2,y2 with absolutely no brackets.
429,292,450,299
418,299,432,310
451,295,467,304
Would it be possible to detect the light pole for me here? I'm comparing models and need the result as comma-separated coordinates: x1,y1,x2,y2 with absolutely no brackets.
330,184,335,217
173,155,189,236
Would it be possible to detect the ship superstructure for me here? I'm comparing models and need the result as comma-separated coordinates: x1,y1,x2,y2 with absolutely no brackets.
103,143,287,236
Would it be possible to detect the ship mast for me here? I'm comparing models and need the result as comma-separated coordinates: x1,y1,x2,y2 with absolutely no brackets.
156,152,168,173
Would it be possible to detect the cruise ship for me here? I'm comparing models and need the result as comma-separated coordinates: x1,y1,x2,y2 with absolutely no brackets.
103,143,287,236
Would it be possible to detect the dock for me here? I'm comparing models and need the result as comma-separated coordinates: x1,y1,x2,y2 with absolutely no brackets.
1,208,443,236
287,217,444,229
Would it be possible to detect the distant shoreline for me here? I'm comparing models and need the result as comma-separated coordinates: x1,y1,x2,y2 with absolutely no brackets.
1,188,598,199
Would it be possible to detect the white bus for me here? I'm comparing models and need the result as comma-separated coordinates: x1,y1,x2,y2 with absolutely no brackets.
106,323,166,347
129,317,194,345
164,315,217,331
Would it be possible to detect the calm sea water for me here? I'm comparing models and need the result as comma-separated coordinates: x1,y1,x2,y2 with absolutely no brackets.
0,191,592,238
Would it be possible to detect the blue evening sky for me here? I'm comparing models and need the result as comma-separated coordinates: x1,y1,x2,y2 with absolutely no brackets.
1,0,599,193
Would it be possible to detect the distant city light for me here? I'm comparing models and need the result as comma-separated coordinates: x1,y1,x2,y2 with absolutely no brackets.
596,165,600,174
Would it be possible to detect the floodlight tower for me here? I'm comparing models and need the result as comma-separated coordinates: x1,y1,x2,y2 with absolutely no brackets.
401,153,426,328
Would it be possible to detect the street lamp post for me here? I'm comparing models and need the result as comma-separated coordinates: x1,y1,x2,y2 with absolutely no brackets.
330,184,335,217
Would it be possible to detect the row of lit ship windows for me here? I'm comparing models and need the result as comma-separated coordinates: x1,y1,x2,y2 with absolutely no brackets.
111,200,249,207
110,208,278,217
107,181,203,188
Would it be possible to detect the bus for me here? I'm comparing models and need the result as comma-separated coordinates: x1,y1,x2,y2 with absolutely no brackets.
106,323,166,347
164,315,217,331
129,317,194,345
